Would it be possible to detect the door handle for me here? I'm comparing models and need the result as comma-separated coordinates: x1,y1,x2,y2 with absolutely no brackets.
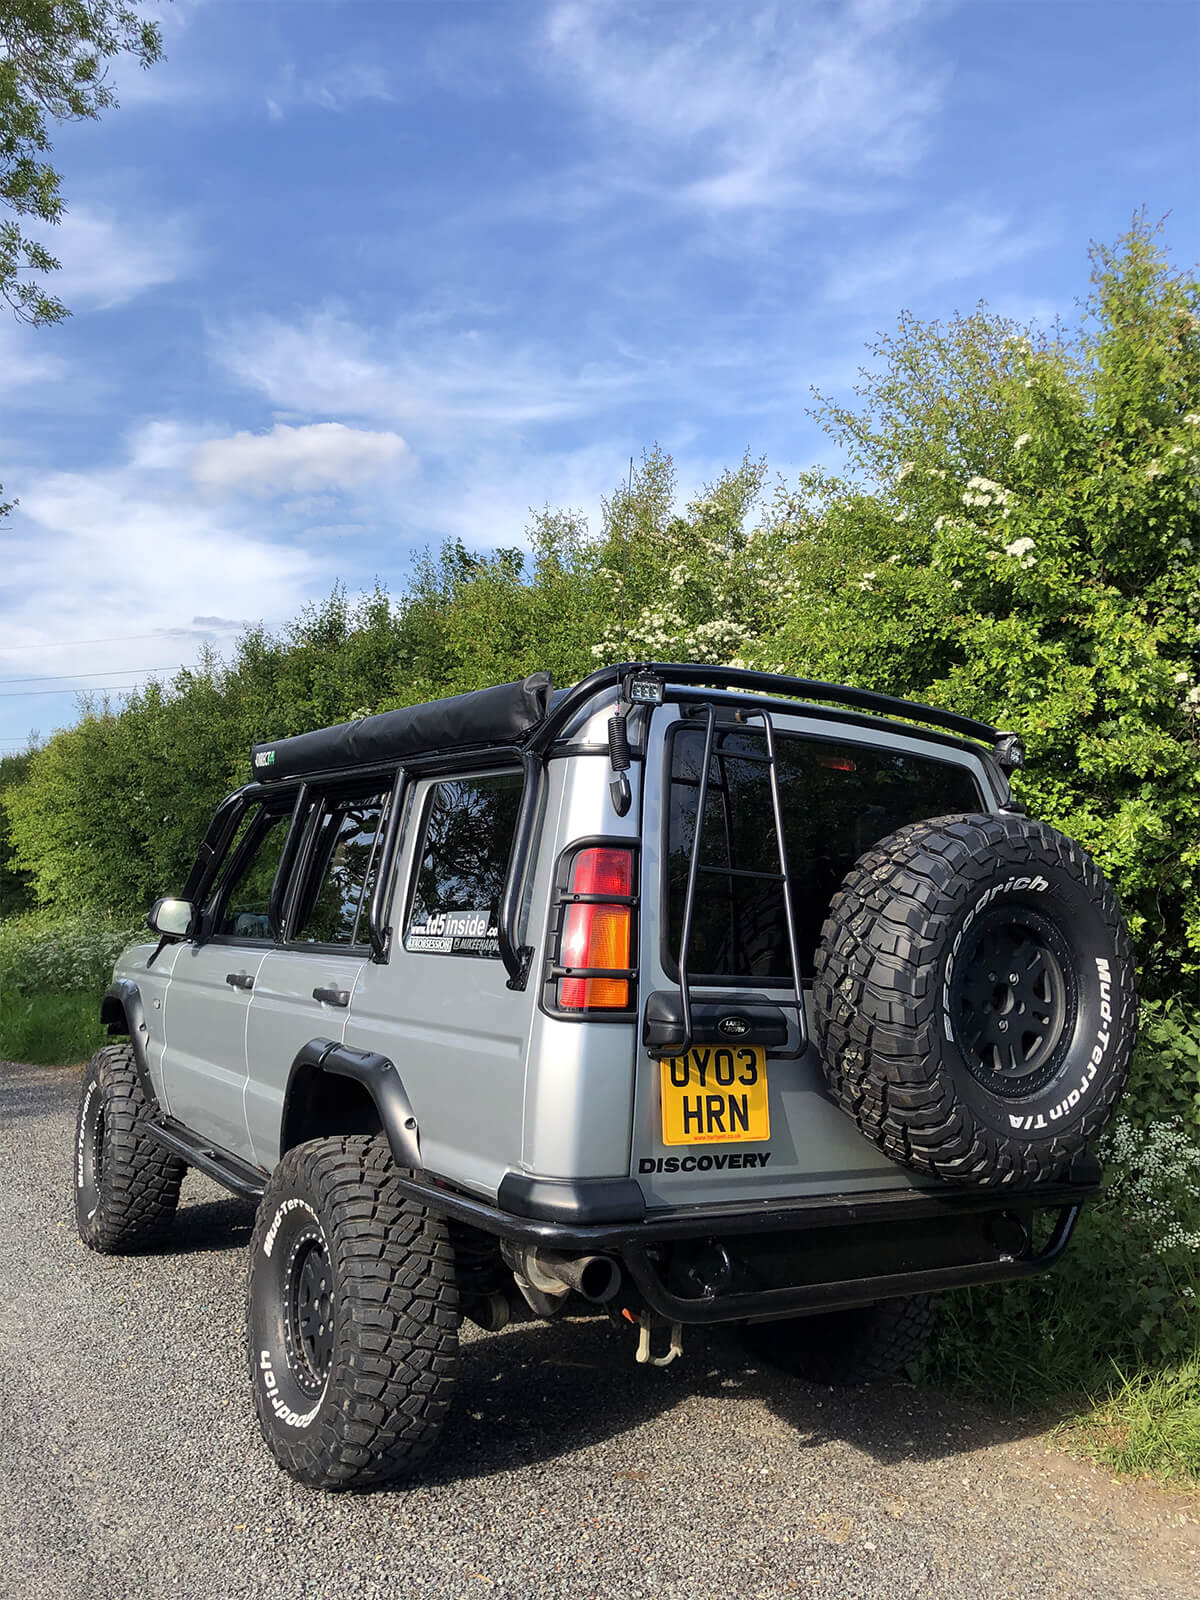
312,986,350,1007
225,972,255,991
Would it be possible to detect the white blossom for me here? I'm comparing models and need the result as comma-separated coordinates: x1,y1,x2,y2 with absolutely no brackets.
1184,413,1200,426
1188,686,1200,707
1013,433,1032,451
1144,460,1166,479
896,462,915,481
1173,670,1191,684
949,578,963,589
1003,536,1035,558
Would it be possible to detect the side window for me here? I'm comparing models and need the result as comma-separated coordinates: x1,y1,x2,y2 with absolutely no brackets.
404,773,523,958
291,786,391,946
215,810,291,939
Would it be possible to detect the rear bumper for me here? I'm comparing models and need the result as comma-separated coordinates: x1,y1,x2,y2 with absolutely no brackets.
398,1171,1099,1324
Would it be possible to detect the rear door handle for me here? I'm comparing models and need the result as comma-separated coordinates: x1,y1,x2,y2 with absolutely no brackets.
225,972,255,991
312,987,350,1007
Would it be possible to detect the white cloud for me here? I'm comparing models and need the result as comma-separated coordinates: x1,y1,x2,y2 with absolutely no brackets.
0,323,69,398
539,0,944,214
191,422,413,494
266,60,393,120
825,208,1048,304
213,309,643,437
42,206,193,310
0,436,322,738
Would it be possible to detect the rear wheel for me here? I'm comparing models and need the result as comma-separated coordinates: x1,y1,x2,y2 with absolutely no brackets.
246,1134,459,1490
74,1044,184,1253
746,1295,937,1386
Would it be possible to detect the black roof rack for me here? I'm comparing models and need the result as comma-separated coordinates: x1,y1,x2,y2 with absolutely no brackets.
532,661,1017,762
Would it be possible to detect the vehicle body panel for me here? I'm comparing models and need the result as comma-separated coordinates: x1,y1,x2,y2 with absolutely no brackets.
158,939,268,1160
244,946,367,1167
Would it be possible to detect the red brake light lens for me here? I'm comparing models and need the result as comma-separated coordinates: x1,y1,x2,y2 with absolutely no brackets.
570,846,633,898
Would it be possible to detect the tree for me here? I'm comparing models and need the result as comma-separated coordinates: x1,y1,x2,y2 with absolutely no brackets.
761,217,1200,997
1,1,162,324
0,748,33,914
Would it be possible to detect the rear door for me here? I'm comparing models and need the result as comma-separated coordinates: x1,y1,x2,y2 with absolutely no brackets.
343,767,535,1199
633,705,995,1209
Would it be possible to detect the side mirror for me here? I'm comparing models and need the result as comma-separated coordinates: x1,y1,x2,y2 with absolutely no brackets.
147,897,197,938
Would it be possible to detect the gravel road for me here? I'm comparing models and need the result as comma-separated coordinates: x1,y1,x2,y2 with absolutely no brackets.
3,1059,1197,1600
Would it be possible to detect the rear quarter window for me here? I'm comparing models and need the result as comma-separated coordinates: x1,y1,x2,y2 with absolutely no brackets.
666,725,984,981
404,773,523,959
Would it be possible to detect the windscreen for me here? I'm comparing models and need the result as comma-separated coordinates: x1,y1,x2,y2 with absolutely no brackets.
665,724,984,981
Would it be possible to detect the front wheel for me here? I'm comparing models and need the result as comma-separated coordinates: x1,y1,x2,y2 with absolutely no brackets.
246,1134,459,1490
74,1044,184,1253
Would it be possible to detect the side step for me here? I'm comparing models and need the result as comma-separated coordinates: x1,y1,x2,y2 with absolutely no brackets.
145,1116,267,1202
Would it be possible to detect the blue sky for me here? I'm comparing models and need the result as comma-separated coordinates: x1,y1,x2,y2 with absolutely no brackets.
1,0,1196,750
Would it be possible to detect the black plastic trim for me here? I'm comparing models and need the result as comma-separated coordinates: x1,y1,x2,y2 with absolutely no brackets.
143,1116,267,1201
99,980,158,1107
642,990,789,1052
495,1172,647,1224
287,1039,423,1171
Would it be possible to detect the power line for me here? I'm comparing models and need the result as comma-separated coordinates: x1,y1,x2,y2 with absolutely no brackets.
0,665,176,685
0,627,230,655
0,684,146,699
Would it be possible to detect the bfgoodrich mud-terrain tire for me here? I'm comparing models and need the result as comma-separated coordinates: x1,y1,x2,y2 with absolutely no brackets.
74,1044,184,1253
246,1134,458,1491
813,813,1135,1187
746,1295,937,1386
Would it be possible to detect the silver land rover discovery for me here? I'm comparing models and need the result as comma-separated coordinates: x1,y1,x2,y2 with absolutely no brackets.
74,663,1135,1489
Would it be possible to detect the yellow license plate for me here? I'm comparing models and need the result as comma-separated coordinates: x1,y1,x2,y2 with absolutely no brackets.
660,1047,770,1146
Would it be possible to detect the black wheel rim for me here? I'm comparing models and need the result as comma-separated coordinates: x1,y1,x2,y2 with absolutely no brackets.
284,1229,335,1392
951,905,1074,1098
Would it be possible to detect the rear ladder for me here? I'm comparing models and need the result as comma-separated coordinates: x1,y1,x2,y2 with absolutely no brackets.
674,703,808,1059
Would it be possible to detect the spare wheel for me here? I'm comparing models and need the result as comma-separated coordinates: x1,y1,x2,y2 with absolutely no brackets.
812,812,1135,1186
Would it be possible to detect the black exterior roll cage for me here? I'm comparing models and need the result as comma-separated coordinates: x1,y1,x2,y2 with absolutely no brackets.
158,663,1020,991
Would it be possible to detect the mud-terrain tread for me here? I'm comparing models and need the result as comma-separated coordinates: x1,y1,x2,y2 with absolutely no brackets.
247,1134,459,1490
75,1044,184,1253
812,813,1135,1186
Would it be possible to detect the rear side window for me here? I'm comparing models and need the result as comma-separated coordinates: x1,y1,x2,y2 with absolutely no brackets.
666,725,982,981
291,786,391,946
404,773,523,958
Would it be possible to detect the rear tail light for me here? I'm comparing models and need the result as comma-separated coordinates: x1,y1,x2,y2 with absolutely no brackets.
554,845,636,1011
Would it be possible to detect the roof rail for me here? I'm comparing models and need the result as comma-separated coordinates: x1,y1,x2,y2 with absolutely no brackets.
533,661,1015,759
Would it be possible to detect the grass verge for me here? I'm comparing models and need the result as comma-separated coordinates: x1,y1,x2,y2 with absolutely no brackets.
0,986,107,1066
1063,1361,1200,1486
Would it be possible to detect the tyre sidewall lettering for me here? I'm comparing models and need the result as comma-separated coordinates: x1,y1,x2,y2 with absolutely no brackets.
76,1074,98,1195
939,863,1126,1142
250,1190,334,1435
